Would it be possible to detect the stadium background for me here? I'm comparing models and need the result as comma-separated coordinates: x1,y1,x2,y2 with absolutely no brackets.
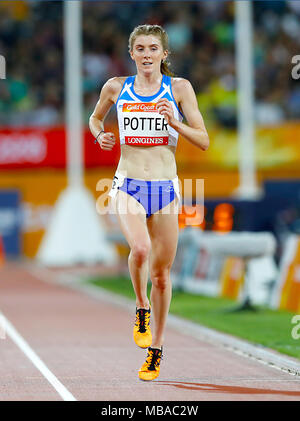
0,0,300,308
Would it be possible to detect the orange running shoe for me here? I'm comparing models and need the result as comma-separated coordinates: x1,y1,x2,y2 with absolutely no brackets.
138,347,163,381
133,307,152,348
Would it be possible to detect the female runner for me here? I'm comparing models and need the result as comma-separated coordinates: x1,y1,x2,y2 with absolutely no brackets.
89,24,209,381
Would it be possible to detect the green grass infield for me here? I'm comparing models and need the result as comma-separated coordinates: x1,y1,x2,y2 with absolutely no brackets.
86,275,300,360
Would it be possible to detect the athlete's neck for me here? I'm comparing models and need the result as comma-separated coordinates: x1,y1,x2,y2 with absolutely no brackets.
135,72,163,90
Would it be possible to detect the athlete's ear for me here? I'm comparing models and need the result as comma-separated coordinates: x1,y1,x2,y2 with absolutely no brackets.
129,50,135,61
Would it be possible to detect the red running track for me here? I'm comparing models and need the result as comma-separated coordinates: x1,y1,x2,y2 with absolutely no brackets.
0,261,300,401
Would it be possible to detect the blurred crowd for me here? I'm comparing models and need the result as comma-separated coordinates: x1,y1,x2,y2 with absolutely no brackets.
0,0,300,128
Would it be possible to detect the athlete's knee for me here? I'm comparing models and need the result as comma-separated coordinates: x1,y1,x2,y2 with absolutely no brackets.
130,241,151,266
150,268,171,291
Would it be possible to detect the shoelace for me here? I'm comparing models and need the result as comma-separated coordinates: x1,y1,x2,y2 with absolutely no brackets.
135,308,150,333
145,348,162,371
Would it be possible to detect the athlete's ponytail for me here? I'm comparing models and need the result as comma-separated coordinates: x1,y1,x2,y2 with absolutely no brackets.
160,58,174,77
129,24,174,77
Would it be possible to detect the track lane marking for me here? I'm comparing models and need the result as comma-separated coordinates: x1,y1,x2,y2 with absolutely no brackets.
0,311,77,401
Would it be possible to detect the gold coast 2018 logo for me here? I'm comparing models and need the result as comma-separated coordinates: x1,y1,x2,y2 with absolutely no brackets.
0,55,6,79
291,55,300,80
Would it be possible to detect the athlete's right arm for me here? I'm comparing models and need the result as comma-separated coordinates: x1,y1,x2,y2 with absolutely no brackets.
89,77,122,151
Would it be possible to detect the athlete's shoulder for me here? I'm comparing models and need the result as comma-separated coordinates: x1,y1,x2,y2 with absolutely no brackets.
171,78,195,105
101,76,129,103
102,76,127,94
171,77,193,94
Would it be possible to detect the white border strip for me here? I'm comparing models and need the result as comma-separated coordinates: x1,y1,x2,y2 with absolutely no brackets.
0,312,77,401
166,314,300,377
30,266,300,378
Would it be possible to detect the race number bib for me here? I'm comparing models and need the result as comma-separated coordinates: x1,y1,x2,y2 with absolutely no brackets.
122,103,169,146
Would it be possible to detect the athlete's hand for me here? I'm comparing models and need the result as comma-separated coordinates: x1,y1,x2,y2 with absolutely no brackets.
156,98,175,127
98,132,116,151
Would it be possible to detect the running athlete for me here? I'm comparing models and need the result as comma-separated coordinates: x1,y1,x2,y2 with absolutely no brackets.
89,24,209,381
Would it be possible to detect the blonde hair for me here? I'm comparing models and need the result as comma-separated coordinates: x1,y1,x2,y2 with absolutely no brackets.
128,24,174,77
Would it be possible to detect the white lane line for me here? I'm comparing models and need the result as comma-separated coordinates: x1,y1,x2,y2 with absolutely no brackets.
0,311,77,401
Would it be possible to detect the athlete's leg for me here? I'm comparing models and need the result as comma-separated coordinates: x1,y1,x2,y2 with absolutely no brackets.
146,198,179,348
110,190,150,309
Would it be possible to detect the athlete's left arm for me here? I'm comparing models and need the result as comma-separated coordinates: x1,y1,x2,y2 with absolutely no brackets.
156,78,209,151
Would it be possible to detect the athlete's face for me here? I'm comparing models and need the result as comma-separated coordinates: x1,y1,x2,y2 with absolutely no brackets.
130,35,168,74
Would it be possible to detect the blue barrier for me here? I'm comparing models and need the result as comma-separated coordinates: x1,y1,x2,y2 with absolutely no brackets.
0,190,21,257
